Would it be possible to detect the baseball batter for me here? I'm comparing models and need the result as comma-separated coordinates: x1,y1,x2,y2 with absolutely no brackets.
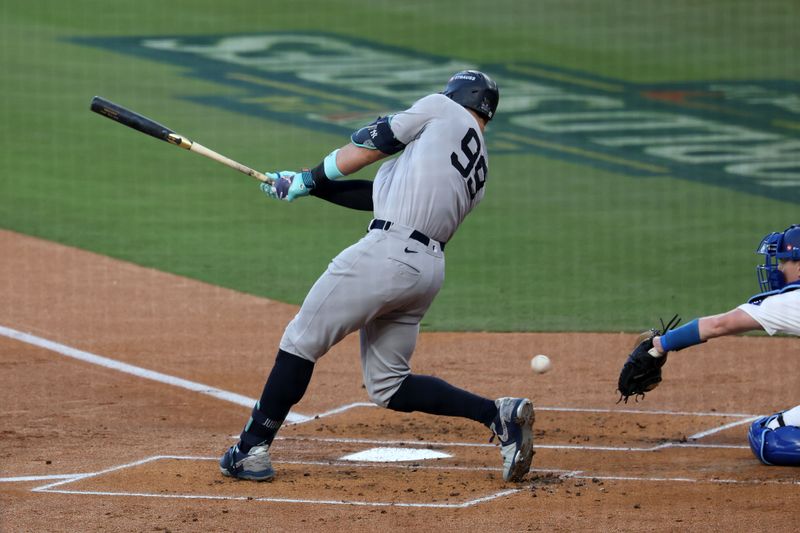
220,71,536,482
618,224,800,466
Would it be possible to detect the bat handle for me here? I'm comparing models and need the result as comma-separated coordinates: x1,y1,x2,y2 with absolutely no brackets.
173,138,274,184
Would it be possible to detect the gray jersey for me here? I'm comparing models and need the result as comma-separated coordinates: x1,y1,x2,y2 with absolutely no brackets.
372,93,489,244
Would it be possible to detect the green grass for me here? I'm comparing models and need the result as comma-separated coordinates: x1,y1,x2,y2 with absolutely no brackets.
1,1,797,332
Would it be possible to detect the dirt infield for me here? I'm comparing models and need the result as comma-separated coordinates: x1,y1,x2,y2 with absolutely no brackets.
1,229,798,532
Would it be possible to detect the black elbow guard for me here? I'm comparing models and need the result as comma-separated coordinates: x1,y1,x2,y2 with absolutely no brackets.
351,116,406,155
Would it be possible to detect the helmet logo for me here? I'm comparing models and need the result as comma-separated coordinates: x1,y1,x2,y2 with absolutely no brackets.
442,70,500,121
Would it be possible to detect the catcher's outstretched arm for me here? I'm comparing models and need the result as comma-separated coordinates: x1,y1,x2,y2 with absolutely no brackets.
654,309,759,354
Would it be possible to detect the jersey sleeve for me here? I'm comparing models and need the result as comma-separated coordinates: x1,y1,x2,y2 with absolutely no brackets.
737,290,800,336
388,94,444,145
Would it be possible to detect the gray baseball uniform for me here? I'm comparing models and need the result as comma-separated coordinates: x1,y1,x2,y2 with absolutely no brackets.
221,71,536,484
279,93,489,405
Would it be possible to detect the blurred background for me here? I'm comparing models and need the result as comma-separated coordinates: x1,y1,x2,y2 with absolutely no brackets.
1,0,797,331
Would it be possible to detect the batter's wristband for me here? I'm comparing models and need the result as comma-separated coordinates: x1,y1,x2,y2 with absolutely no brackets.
659,319,702,352
323,149,344,179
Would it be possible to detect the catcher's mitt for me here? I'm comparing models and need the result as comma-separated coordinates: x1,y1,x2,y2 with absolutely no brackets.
617,315,681,403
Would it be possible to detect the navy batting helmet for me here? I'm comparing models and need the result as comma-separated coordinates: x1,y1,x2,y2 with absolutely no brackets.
442,70,499,121
756,224,800,292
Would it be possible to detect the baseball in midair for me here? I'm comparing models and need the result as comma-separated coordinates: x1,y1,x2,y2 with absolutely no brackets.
530,354,552,374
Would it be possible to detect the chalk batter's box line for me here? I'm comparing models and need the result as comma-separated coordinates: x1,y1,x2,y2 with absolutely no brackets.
287,402,761,443
274,435,751,452
30,455,523,509
315,401,761,420
29,456,800,510
0,437,756,486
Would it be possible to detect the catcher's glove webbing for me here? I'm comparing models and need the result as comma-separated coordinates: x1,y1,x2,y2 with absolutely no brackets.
617,314,681,403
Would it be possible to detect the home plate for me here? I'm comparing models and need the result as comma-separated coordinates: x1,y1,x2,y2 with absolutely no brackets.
339,447,452,462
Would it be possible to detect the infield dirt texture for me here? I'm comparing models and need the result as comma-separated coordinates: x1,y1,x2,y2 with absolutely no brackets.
1,1,798,531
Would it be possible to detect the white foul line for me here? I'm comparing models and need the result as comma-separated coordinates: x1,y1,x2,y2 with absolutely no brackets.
0,325,306,424
688,416,760,440
30,455,179,492
0,324,763,429
0,474,88,483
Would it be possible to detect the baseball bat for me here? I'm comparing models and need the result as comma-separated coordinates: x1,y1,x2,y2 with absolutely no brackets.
89,96,273,184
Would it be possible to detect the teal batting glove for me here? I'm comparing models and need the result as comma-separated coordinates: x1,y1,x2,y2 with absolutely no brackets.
260,172,280,200
261,170,314,202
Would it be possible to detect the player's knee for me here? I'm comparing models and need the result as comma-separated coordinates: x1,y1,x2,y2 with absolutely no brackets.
748,416,800,466
279,333,325,363
363,374,405,408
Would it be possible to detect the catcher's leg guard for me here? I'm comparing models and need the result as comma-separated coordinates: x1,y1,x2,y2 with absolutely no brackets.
748,416,800,466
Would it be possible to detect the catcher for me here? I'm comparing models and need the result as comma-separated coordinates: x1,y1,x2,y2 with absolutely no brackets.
617,224,800,466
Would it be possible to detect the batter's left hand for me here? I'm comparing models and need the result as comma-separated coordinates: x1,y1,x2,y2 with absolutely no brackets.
261,170,313,202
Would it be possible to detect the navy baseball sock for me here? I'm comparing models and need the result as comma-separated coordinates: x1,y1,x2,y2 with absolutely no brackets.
238,349,314,452
387,374,498,427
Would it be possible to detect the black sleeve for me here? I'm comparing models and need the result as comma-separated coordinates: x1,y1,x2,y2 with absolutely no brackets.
351,116,406,155
309,163,373,211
